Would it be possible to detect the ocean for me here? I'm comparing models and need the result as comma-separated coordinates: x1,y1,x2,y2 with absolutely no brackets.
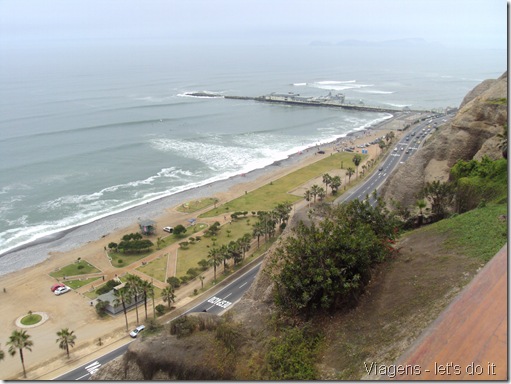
0,42,505,274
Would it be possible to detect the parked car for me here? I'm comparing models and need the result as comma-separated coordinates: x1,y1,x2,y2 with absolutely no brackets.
163,226,173,233
51,283,65,292
54,286,71,296
130,325,145,338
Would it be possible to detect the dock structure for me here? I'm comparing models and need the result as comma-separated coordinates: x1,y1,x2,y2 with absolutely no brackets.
223,93,420,114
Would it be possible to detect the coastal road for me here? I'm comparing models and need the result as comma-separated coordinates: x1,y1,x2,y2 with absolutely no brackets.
335,113,453,206
55,260,263,381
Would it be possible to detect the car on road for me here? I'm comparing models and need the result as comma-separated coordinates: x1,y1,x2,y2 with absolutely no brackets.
378,167,383,172
130,325,145,338
163,226,173,233
54,286,71,296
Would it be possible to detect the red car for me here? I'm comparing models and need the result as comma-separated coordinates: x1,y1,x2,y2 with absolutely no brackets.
51,283,65,292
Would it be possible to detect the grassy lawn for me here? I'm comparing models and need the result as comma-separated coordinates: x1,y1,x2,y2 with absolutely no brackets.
137,255,168,283
175,219,255,278
427,203,508,262
158,223,209,248
176,198,219,213
200,152,364,217
109,250,153,268
50,260,101,278
21,313,42,326
66,277,101,290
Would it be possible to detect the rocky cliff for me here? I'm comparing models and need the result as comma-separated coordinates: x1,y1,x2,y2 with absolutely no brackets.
380,72,507,209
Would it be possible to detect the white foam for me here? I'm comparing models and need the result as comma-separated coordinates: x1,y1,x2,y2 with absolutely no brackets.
315,80,356,85
177,90,224,99
356,90,395,94
308,81,374,92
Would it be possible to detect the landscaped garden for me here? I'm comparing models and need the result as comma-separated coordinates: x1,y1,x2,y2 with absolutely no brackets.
65,277,101,290
49,259,101,279
175,218,255,278
137,254,168,283
200,152,364,217
20,311,42,326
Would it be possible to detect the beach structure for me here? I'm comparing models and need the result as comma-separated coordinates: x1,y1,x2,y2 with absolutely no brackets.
138,219,156,236
96,283,145,315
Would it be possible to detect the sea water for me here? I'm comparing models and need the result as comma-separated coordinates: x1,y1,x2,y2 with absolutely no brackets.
0,42,505,272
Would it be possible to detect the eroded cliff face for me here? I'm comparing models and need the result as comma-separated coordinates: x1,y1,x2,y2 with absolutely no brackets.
380,72,507,209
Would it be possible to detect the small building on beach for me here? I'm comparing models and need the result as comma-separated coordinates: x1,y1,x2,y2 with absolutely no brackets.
139,219,156,236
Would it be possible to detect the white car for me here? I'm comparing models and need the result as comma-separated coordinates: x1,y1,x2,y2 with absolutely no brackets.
54,286,71,296
163,226,173,233
130,325,145,338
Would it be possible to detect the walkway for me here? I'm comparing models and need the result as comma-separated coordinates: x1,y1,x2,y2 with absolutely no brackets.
391,244,507,380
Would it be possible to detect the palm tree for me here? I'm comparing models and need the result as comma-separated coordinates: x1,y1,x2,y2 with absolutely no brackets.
352,153,362,178
310,184,321,203
304,189,311,206
385,131,395,144
317,187,326,201
7,330,33,378
330,175,341,195
322,173,332,195
378,140,386,155
242,233,252,256
140,279,154,321
346,167,355,184
125,274,142,324
161,285,176,309
56,328,76,359
252,222,265,248
113,286,131,331
208,246,223,282
198,275,205,289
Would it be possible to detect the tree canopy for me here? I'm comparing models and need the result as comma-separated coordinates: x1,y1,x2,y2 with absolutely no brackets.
268,198,398,318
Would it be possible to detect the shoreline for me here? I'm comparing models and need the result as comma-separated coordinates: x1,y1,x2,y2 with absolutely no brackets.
0,111,420,380
0,111,412,277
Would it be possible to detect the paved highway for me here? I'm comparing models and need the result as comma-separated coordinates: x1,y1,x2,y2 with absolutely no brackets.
335,113,453,206
56,260,263,380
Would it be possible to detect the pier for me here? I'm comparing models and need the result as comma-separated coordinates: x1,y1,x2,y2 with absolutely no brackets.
225,94,422,114
186,92,426,114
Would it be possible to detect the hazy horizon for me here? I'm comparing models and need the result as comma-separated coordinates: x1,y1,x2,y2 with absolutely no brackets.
0,0,507,50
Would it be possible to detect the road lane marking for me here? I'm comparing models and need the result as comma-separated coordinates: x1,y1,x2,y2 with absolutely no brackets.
84,361,102,376
207,296,232,309
239,282,248,288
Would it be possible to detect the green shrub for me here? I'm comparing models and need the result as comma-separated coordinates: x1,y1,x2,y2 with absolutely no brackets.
265,326,320,380
96,279,121,295
155,304,165,316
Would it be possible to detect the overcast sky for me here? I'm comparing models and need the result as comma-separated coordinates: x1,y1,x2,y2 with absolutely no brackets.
0,0,507,49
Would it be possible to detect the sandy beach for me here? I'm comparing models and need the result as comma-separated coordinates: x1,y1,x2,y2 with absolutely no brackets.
0,112,422,380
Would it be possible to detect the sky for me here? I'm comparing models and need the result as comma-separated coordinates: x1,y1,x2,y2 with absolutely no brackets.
0,0,507,49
